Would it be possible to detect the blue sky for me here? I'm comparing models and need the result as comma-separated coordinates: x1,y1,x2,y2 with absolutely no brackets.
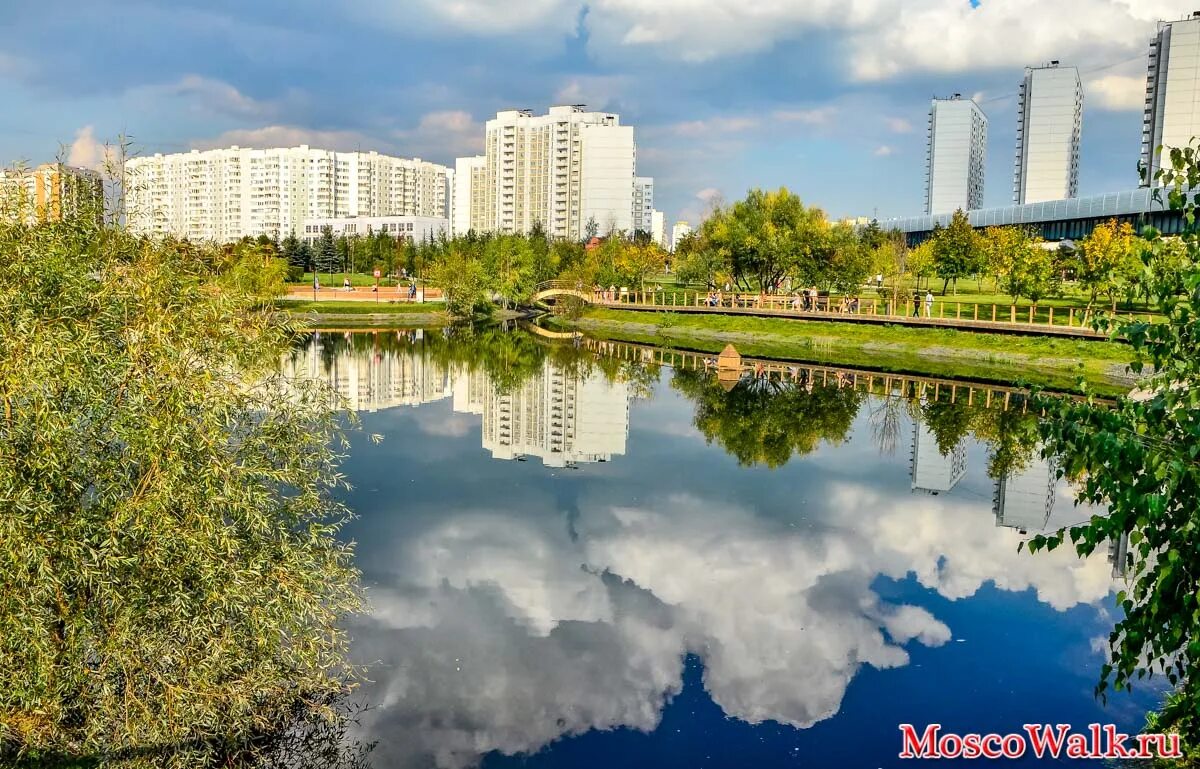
0,0,1192,223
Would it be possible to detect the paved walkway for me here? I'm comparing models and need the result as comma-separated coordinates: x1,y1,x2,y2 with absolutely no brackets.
285,286,443,302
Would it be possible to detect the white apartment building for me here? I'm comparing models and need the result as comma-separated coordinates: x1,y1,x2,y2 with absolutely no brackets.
452,155,487,235
299,215,448,244
670,220,692,251
1142,12,1200,185
633,176,654,234
1014,62,1082,204
650,209,666,249
125,145,450,242
925,95,988,215
480,106,635,240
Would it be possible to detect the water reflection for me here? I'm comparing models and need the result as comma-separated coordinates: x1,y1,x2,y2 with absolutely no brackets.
285,330,636,467
287,330,1145,768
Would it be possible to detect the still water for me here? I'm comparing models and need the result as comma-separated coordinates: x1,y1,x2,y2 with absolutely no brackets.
287,328,1160,768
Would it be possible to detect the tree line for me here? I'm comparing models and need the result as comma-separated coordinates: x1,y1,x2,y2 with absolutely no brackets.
671,187,1166,311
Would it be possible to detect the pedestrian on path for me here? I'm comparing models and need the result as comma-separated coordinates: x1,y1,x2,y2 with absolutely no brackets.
924,290,934,318
912,294,920,317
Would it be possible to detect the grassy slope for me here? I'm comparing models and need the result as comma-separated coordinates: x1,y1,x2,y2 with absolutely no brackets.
566,308,1137,396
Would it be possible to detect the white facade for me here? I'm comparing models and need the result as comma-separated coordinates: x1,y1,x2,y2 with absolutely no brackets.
452,155,486,235
125,145,450,242
300,215,448,244
925,96,988,215
1142,13,1200,185
670,220,692,251
632,176,654,234
481,106,636,240
1014,63,1082,204
910,420,966,494
650,209,666,249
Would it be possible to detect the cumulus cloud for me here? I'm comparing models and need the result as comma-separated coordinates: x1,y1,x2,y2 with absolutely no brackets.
66,125,112,170
873,145,895,157
391,110,484,160
349,484,1114,767
885,117,914,134
130,74,286,119
399,0,1168,83
1088,73,1147,111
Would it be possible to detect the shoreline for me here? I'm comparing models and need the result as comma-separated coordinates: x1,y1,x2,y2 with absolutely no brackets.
557,310,1137,396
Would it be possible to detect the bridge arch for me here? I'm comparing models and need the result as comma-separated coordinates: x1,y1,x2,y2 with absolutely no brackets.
531,280,597,303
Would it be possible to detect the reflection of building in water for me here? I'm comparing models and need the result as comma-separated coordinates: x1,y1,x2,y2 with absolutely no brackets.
283,333,450,412
993,451,1058,532
453,360,631,467
910,419,967,494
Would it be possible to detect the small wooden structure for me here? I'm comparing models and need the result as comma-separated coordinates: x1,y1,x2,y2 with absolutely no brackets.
717,344,742,370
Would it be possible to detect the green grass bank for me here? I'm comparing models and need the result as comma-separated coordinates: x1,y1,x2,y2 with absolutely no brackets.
561,308,1137,396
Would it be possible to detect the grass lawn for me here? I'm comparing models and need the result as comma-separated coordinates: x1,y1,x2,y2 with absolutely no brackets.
275,299,443,314
564,307,1137,396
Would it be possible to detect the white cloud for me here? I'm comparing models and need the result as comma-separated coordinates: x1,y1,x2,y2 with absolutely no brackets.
401,0,1170,82
190,125,381,152
874,145,894,157
845,0,1173,82
393,110,484,160
885,117,914,134
132,75,282,119
1088,74,1146,111
67,125,112,171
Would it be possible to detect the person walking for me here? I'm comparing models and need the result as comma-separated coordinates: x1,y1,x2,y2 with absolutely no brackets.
924,290,934,318
912,293,920,317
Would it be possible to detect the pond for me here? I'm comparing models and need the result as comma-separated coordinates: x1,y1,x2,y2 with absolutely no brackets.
286,328,1161,768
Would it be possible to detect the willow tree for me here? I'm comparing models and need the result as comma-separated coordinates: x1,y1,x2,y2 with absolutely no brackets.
0,216,362,765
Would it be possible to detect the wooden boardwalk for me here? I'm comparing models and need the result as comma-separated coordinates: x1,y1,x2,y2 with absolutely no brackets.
590,296,1112,339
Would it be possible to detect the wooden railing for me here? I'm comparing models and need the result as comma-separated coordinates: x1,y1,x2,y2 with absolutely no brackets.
588,289,1150,336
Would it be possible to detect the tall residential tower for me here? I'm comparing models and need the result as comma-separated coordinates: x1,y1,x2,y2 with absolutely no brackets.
925,95,988,215
480,106,635,240
1142,12,1200,185
1013,62,1083,204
